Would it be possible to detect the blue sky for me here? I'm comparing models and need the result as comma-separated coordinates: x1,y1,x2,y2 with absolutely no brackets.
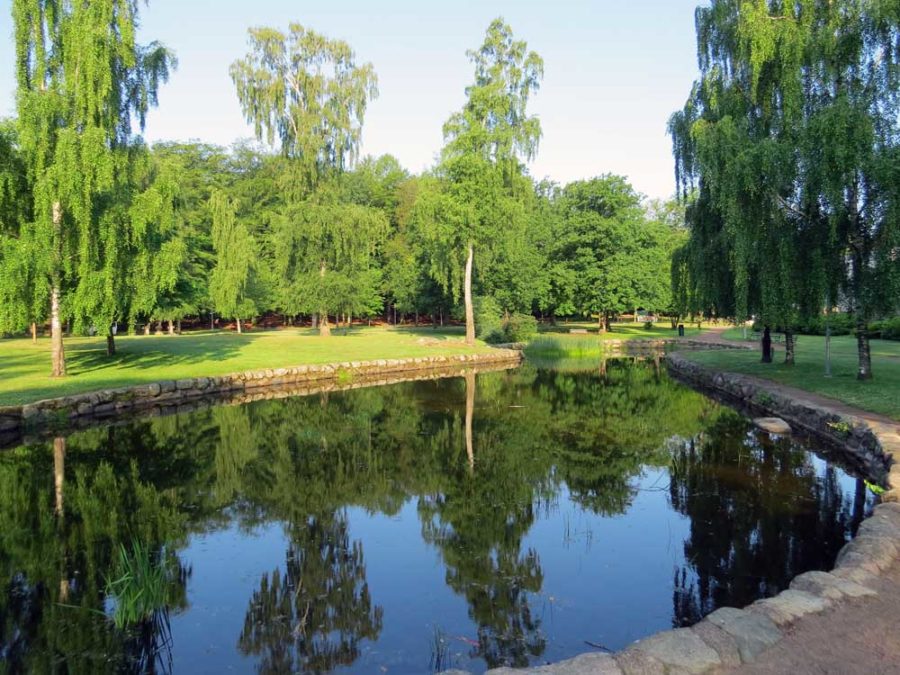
0,0,703,199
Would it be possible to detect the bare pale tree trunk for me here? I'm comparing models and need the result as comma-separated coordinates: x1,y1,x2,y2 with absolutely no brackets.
465,370,475,473
31,322,37,343
312,313,318,329
856,316,872,380
784,329,795,365
50,202,66,377
598,313,605,333
464,243,475,346
319,261,331,337
144,322,151,336
50,284,66,377
168,320,175,335
236,317,242,334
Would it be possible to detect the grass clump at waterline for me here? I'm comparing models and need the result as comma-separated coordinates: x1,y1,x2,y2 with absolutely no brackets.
105,541,178,629
688,331,900,420
0,326,495,407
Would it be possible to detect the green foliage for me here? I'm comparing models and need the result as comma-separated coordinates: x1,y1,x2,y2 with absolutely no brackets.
870,317,900,341
230,23,378,193
474,295,504,342
503,313,538,343
671,0,900,376
105,541,178,629
209,190,263,322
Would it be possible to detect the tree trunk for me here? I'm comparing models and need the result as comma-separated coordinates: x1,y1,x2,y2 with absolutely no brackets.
319,312,331,336
824,314,832,377
106,333,116,356
31,322,37,343
312,313,318,329
856,317,872,380
464,243,475,346
144,322,151,336
761,326,773,363
177,318,182,334
50,284,66,377
465,370,475,473
784,329,795,365
236,317,242,334
604,312,612,333
168,320,175,335
432,313,437,330
598,313,605,333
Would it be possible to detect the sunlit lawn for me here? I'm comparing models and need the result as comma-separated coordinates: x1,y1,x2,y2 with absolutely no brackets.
0,326,495,407
537,321,706,339
687,329,900,420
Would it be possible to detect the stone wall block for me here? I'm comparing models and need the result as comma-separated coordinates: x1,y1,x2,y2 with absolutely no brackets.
704,607,781,663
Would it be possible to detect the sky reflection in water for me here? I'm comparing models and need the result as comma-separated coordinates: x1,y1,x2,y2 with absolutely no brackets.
0,360,873,674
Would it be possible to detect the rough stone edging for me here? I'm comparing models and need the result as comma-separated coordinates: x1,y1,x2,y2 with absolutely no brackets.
0,349,523,441
444,350,900,675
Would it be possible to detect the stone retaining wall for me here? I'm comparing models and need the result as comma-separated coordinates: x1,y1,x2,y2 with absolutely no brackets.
665,351,892,483
0,350,522,448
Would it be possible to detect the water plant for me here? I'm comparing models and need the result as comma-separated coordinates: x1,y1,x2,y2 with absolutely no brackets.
105,540,174,629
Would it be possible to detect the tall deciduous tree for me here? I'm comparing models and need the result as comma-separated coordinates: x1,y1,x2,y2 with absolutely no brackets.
13,0,174,375
230,23,378,195
426,18,543,345
671,0,900,377
209,190,261,333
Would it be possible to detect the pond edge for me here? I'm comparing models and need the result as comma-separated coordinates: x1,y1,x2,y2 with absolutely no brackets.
0,349,523,447
458,349,900,675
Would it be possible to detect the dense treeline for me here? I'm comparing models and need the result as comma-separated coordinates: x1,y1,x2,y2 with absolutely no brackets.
669,0,900,379
0,5,683,376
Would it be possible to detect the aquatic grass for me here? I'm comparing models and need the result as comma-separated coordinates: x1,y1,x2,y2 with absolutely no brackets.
525,336,604,359
105,540,172,629
428,625,454,673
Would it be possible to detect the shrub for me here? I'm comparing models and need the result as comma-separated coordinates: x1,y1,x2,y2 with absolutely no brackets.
503,313,538,343
474,296,504,343
870,316,900,341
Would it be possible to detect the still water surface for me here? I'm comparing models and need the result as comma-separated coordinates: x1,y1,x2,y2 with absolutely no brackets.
0,361,873,674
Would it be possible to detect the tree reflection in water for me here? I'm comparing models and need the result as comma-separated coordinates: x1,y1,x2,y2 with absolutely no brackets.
669,415,871,627
0,360,875,673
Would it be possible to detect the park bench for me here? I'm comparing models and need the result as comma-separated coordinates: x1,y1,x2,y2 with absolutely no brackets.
748,330,797,345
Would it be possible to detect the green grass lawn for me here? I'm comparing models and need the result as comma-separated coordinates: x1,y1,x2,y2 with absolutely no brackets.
688,330,900,420
537,321,705,339
0,326,495,407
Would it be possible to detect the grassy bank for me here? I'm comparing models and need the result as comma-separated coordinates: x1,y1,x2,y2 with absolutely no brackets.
687,331,900,420
0,327,495,407
525,323,704,359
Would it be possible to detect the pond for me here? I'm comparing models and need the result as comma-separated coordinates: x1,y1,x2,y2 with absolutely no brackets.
0,360,874,674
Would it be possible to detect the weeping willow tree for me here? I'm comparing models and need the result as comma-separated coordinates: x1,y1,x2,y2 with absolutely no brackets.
670,0,900,377
12,0,175,376
209,190,263,334
230,23,381,333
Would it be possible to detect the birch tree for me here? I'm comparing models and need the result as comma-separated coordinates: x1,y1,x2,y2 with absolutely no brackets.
12,0,174,375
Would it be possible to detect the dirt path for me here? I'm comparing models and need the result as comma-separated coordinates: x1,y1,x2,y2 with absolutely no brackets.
728,560,900,674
